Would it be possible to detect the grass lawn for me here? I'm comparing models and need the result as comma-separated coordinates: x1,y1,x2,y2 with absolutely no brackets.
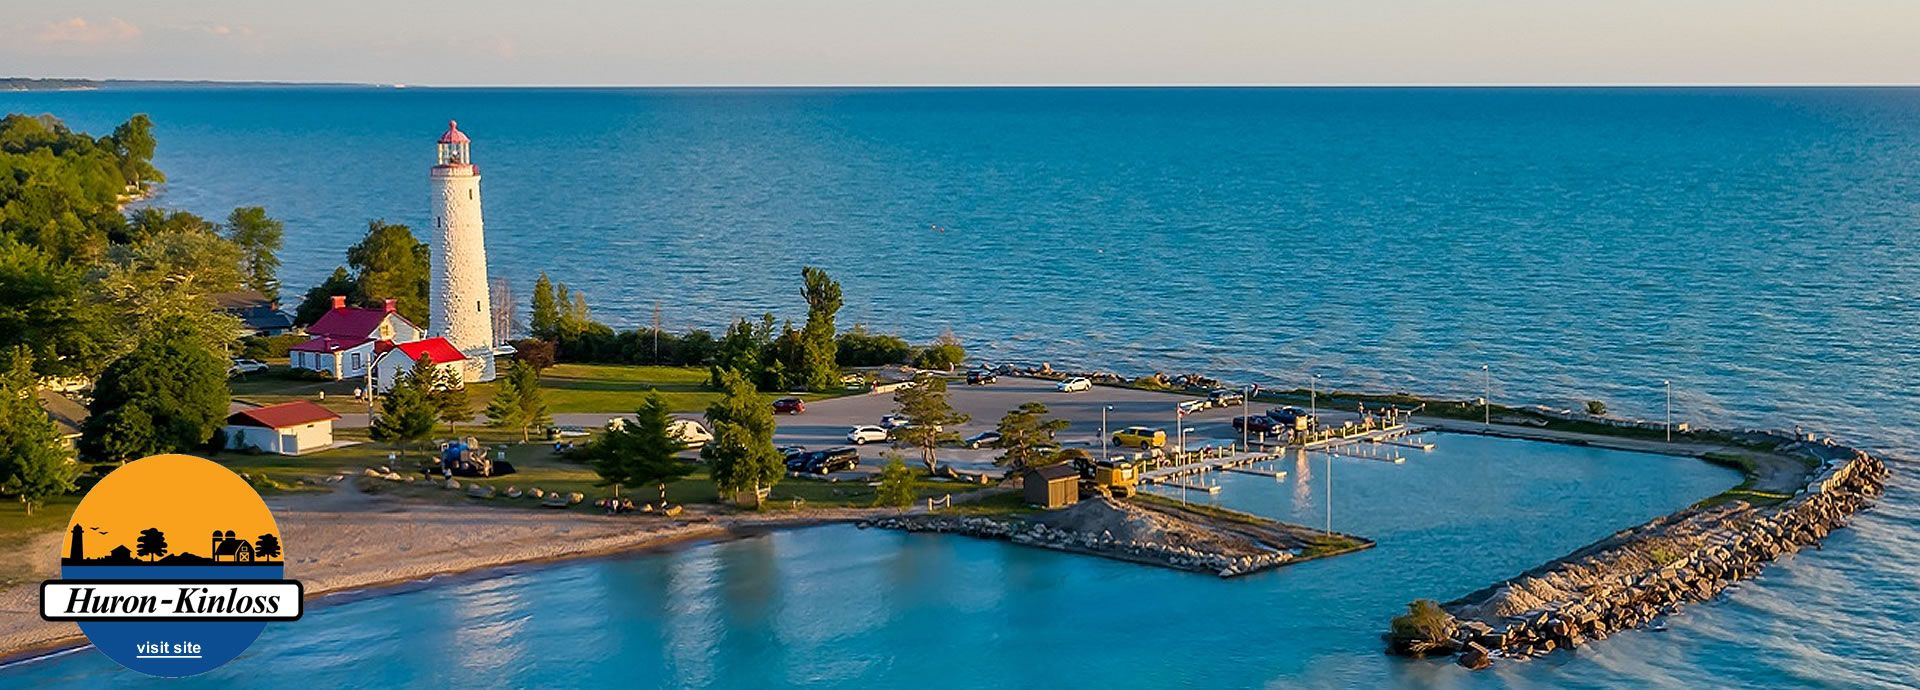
231,363,852,417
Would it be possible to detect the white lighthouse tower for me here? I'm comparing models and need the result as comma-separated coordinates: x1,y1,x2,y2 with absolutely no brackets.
428,120,496,382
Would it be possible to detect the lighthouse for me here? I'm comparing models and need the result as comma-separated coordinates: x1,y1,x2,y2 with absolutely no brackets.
428,120,496,382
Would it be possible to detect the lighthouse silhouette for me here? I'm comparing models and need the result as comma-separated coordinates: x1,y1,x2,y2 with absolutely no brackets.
69,524,84,561
428,120,498,382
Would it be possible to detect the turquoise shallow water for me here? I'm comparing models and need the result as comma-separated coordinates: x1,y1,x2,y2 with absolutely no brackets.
2,87,1916,687
5,436,1751,688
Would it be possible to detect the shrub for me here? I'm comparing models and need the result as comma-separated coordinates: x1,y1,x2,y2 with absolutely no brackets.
1388,599,1457,655
837,325,911,366
1586,400,1607,416
872,454,916,509
239,334,309,360
911,331,966,371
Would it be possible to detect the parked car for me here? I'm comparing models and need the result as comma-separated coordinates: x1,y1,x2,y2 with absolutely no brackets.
966,370,998,385
228,358,269,376
848,425,890,445
1266,406,1313,430
879,414,914,430
668,419,713,449
1110,426,1167,449
798,447,861,475
773,397,806,415
964,431,1002,449
1209,389,1247,407
1176,399,1210,416
1056,377,1092,393
777,445,807,459
1231,415,1282,434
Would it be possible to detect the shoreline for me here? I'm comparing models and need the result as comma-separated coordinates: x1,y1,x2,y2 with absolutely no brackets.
0,484,870,667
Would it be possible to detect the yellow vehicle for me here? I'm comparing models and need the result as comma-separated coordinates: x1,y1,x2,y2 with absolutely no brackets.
1111,426,1166,450
1085,458,1139,498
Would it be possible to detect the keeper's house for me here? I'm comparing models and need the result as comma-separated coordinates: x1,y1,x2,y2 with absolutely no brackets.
224,401,340,455
289,296,423,380
371,337,467,393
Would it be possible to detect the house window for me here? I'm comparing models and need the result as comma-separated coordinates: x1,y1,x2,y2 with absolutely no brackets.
351,352,361,370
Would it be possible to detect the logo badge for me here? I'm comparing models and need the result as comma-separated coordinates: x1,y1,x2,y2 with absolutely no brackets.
41,454,302,677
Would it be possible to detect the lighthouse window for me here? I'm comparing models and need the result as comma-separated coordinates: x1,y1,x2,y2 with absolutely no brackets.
469,189,474,200
476,300,482,312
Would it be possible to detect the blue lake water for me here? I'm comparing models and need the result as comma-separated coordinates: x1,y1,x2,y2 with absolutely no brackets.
7,436,1763,689
1,87,1916,687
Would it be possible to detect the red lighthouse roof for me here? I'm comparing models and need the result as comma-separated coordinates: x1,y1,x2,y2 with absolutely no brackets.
438,120,469,144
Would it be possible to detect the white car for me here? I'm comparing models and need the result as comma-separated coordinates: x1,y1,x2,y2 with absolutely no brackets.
1056,377,1092,393
228,358,269,376
669,419,713,449
848,425,890,445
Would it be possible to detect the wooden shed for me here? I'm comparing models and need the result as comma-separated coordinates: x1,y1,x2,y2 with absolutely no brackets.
1023,463,1081,510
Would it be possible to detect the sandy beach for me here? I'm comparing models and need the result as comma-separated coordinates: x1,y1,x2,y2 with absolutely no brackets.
0,483,870,663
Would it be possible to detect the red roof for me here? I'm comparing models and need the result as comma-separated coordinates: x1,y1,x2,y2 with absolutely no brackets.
289,336,372,353
228,401,340,429
308,305,409,341
392,337,465,365
439,120,469,144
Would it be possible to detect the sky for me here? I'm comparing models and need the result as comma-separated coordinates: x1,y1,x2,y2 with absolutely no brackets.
4,1,1919,86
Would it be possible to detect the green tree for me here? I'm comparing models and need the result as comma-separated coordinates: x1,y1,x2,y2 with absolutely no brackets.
798,266,842,391
252,533,282,560
97,217,246,352
346,220,430,326
892,376,970,472
293,267,364,326
0,114,144,263
79,328,229,462
702,369,782,508
371,366,438,457
0,349,79,514
135,527,168,562
108,114,164,189
913,330,966,371
872,454,916,509
223,206,284,299
836,324,911,366
994,402,1071,471
709,314,776,389
0,239,112,379
427,360,471,434
529,273,559,339
585,392,691,503
484,360,551,442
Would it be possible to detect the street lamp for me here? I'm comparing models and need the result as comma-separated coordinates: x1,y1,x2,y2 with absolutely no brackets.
1309,373,1320,438
1101,405,1113,460
1241,384,1252,453
1482,364,1491,429
1664,380,1673,442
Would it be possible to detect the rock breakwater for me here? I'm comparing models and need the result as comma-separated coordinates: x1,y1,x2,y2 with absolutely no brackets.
1389,446,1889,668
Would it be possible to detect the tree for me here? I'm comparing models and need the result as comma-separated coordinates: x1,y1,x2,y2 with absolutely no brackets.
798,266,842,392
252,533,282,560
585,392,691,503
485,361,550,442
80,328,229,463
872,454,916,509
1586,400,1608,416
702,369,782,508
136,527,168,562
370,366,438,457
529,273,559,339
223,207,284,299
96,219,246,353
836,325,911,366
345,220,430,325
293,266,364,326
0,239,112,379
429,361,471,434
913,330,966,371
108,114,164,189
709,314,775,389
892,376,970,472
509,338,556,372
994,402,1071,471
0,349,79,514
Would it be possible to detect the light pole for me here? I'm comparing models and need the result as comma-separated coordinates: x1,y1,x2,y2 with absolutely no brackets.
1664,380,1673,442
1101,405,1112,460
1241,385,1251,453
1482,364,1491,429
1309,374,1319,439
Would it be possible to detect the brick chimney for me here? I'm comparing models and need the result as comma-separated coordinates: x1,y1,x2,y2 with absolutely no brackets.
383,298,397,314
330,295,346,310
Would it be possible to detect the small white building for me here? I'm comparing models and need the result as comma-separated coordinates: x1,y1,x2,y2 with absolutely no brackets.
371,336,467,393
289,297,423,380
224,401,340,456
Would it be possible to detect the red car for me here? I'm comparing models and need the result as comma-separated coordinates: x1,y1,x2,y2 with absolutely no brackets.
773,397,806,415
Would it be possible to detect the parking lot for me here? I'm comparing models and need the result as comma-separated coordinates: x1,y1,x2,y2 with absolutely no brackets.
772,376,1309,478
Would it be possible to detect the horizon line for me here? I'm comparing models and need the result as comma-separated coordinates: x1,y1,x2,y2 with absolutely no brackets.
12,77,1920,90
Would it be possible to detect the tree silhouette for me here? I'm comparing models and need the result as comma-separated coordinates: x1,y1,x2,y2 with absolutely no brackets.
252,533,281,560
135,527,168,561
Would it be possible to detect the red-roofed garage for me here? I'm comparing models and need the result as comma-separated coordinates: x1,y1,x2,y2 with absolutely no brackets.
224,401,341,455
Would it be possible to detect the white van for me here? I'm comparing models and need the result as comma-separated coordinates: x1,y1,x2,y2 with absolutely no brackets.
606,417,714,449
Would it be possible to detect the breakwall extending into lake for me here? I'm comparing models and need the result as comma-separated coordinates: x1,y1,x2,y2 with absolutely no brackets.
1389,444,1889,669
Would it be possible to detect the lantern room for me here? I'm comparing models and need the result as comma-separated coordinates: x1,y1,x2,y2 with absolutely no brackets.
436,120,472,167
